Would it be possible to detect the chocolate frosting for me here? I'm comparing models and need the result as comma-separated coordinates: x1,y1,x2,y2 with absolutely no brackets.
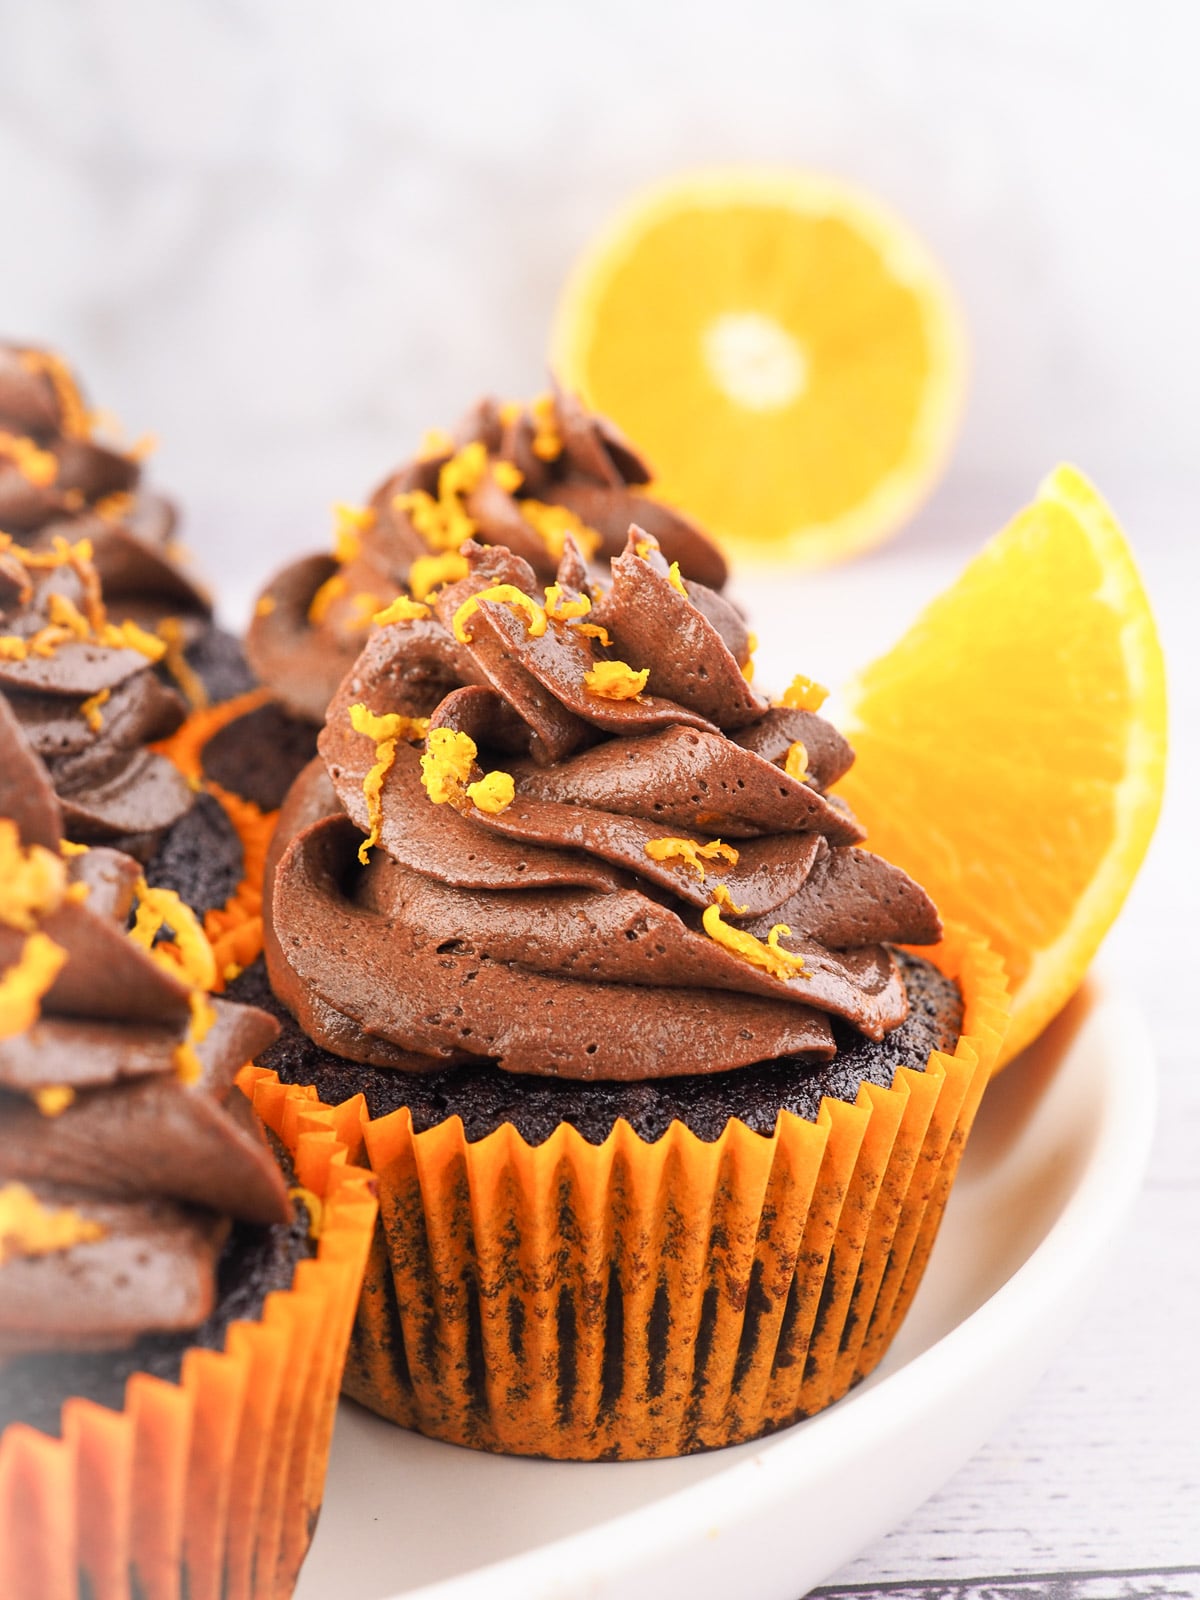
0,341,210,633
265,532,941,1082
0,758,290,1358
0,544,194,857
247,385,730,723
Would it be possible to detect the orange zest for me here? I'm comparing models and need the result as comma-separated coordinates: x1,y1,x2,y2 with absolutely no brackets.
348,703,430,863
0,1182,104,1263
701,903,807,978
644,836,739,881
583,660,649,700
453,585,548,644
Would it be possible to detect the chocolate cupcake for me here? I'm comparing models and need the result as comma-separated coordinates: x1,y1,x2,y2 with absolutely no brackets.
0,756,377,1596
250,529,1007,1459
0,340,252,709
246,384,729,729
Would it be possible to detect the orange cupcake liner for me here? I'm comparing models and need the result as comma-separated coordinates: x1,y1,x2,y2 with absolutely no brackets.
153,692,282,988
331,923,1007,1460
0,1073,378,1600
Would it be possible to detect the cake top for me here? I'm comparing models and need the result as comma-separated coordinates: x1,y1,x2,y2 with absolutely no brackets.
247,384,729,723
264,527,941,1082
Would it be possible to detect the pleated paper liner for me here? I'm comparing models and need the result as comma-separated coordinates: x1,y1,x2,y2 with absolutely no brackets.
0,1074,378,1600
337,923,1008,1460
154,690,281,985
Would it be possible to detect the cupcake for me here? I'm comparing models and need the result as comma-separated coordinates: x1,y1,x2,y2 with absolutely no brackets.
247,527,1007,1460
0,533,275,983
0,340,252,708
0,747,377,1594
246,384,729,731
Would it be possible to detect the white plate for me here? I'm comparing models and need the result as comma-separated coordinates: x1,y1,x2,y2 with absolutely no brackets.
295,972,1155,1600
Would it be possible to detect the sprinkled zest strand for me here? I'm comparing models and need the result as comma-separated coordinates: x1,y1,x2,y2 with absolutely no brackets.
644,837,739,882
416,727,516,816
0,821,68,932
0,431,58,486
128,881,218,1081
79,687,110,732
0,1182,105,1264
453,585,547,644
289,1185,325,1239
418,427,455,460
95,491,134,522
0,823,70,1039
543,584,593,623
348,703,431,863
332,502,376,565
419,727,479,804
784,740,809,782
519,501,602,562
345,592,384,631
465,770,515,814
157,617,209,710
710,882,750,915
667,561,687,596
19,349,91,439
408,551,469,602
583,660,649,700
254,594,276,618
701,904,809,981
781,674,829,713
544,585,614,646
307,572,347,625
130,882,218,991
741,631,759,684
529,393,564,461
373,594,431,626
33,1085,75,1118
0,935,67,1040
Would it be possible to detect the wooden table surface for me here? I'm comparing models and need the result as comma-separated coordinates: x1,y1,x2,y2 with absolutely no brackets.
769,500,1199,1600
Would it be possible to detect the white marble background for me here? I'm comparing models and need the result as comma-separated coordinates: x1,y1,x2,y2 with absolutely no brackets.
0,0,1197,616
2,3,1198,1596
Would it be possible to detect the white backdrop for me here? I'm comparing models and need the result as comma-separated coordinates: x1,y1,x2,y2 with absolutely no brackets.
1,0,1196,621
3,5,1198,1593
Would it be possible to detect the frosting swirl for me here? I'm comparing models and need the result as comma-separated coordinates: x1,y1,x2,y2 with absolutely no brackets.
247,386,729,723
0,536,193,857
0,341,211,634
0,764,288,1357
265,531,941,1081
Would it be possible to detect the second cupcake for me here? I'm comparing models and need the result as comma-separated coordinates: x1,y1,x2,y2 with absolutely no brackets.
244,526,1006,1460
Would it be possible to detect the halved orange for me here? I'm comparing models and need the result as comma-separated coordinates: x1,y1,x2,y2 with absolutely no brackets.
836,466,1167,1066
552,168,965,567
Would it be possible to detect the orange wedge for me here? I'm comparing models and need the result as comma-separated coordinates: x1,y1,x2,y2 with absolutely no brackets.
837,466,1167,1066
553,168,965,568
